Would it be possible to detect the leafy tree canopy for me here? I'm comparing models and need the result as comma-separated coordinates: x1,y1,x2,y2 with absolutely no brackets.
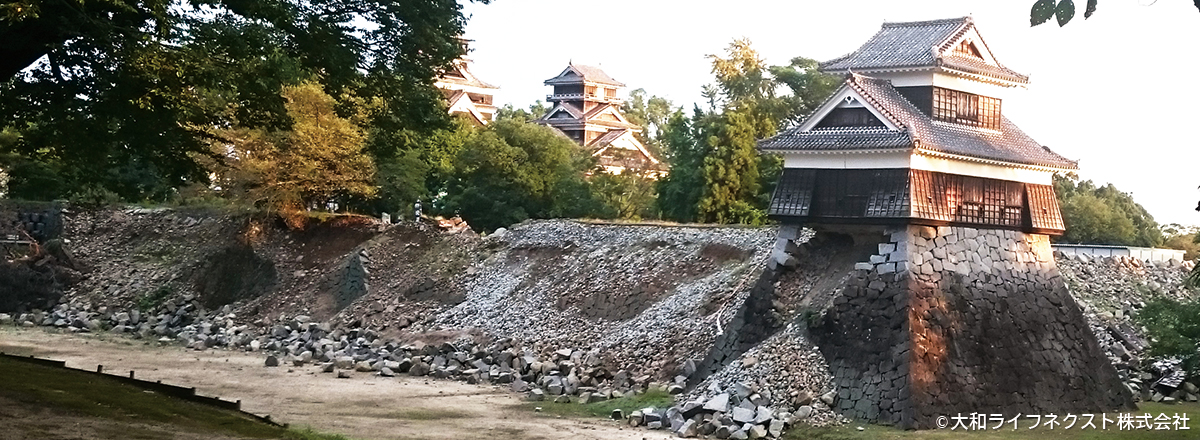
1137,298,1200,375
444,119,601,231
1053,174,1163,247
205,81,376,213
0,0,486,202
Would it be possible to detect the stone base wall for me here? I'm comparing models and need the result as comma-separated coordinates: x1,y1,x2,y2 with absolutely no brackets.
807,225,1134,429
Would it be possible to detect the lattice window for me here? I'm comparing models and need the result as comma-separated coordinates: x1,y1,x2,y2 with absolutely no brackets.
769,169,816,216
911,170,1023,228
933,87,1001,130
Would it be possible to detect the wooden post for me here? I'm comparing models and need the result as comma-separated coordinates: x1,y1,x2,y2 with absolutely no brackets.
96,365,103,374
129,370,135,379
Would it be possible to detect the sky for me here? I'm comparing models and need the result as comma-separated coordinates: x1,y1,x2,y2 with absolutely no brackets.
458,0,1200,227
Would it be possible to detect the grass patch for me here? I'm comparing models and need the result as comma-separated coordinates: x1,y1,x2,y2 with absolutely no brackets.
282,427,356,440
783,402,1200,440
136,285,174,312
520,389,675,419
0,356,355,439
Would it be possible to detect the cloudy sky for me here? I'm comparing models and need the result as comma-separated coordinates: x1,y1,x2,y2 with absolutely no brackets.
460,0,1200,226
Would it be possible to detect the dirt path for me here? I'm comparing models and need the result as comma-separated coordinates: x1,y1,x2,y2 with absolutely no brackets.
0,327,672,440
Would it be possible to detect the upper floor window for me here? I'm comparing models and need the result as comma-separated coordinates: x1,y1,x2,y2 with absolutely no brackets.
815,108,885,128
933,87,1001,130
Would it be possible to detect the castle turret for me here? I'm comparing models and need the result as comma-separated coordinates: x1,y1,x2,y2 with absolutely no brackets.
537,63,665,176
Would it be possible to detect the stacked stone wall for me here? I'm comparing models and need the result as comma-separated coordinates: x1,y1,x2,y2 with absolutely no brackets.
0,200,64,242
810,225,1135,428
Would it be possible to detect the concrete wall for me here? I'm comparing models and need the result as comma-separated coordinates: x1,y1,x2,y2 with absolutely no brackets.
807,225,1134,429
1052,244,1186,263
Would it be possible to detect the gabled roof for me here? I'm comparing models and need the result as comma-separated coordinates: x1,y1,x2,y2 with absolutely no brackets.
759,73,1077,170
590,129,629,148
437,60,499,89
544,62,625,87
588,129,668,172
444,89,489,125
820,17,1029,85
540,102,584,121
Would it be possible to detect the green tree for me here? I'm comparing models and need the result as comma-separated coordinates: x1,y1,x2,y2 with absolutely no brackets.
209,82,375,212
655,109,707,222
1137,298,1200,375
1030,0,1199,27
591,170,657,220
495,101,550,123
1054,174,1163,247
707,38,783,138
0,0,488,202
697,108,764,224
621,89,674,164
1161,224,1200,260
769,57,842,128
444,119,599,231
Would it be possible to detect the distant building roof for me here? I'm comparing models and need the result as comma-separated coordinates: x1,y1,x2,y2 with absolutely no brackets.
437,60,499,90
820,17,1029,84
544,63,626,87
760,73,1078,170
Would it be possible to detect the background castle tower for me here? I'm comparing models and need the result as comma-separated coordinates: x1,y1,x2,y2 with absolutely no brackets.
538,63,665,176
435,39,499,125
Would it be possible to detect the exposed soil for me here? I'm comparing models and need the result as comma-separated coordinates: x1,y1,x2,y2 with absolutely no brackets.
0,327,672,440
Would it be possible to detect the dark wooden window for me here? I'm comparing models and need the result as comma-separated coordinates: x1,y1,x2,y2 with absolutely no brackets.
815,108,886,128
554,84,583,95
770,168,1065,234
810,169,910,218
769,169,816,216
932,87,1001,130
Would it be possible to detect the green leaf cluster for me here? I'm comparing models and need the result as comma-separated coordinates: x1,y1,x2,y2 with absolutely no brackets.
1053,174,1163,247
655,39,837,225
1031,0,1094,27
0,0,486,204
442,120,605,232
1136,298,1200,375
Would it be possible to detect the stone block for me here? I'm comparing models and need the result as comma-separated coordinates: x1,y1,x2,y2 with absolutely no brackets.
917,226,937,239
878,243,896,254
878,263,896,275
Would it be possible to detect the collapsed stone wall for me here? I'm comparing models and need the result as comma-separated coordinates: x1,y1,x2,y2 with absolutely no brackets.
19,206,1184,436
807,225,1134,429
1058,253,1199,404
0,200,64,241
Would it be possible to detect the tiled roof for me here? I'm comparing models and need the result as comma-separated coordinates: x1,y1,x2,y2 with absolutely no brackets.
437,61,499,89
760,128,912,151
759,74,1077,170
544,63,625,86
583,103,613,119
820,17,1029,84
572,64,624,86
589,129,628,148
939,56,1028,84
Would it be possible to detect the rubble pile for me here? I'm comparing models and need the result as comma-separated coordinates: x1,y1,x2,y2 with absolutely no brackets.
1058,252,1200,405
8,204,1200,437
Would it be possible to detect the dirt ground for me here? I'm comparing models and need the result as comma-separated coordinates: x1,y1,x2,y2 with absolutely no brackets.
0,327,673,440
